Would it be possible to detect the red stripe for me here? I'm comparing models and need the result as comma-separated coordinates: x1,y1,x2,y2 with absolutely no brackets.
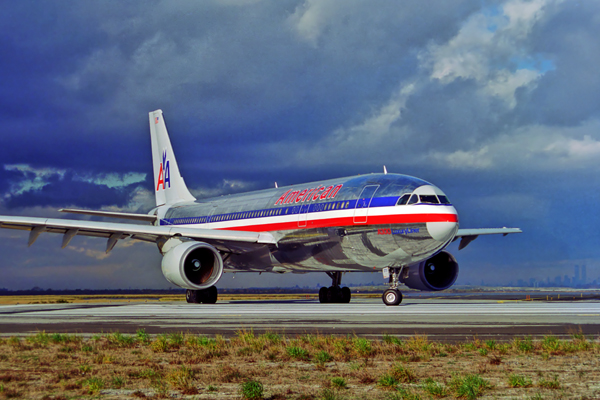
218,213,458,232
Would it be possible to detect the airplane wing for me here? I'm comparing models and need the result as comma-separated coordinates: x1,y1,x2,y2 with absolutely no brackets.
0,216,276,254
454,227,522,250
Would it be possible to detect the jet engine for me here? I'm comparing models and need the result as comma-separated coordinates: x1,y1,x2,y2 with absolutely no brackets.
401,251,459,291
161,241,224,290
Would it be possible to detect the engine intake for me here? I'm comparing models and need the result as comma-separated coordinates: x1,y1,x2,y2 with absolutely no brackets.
161,241,224,290
402,251,459,291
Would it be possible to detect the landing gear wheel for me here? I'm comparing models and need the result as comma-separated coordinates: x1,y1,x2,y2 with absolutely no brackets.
341,287,351,303
318,287,328,303
382,289,402,306
326,286,338,303
186,289,198,304
203,286,218,304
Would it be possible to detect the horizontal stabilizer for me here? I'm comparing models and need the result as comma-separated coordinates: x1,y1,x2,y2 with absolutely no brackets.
454,227,522,250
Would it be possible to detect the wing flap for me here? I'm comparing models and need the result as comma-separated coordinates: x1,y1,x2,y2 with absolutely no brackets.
0,215,276,253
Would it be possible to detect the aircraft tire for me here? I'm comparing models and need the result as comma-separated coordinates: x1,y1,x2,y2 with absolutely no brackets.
341,287,351,303
318,287,328,303
186,289,198,304
382,289,402,306
203,286,218,304
327,286,341,303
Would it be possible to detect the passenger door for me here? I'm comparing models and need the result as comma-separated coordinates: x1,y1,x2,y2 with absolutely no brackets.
353,185,379,224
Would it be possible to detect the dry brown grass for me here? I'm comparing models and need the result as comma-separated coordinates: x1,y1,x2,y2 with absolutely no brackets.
0,331,598,399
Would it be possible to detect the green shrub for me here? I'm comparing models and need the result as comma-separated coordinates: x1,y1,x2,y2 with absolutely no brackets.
240,379,263,400
331,377,347,389
508,374,532,388
484,340,496,350
383,334,403,346
286,346,309,360
449,374,491,399
513,336,534,352
315,350,333,364
353,337,372,357
136,329,150,344
422,378,449,397
538,375,560,389
84,377,104,394
391,364,417,383
378,373,398,389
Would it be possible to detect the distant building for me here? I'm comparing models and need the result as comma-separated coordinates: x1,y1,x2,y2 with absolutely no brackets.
574,265,580,285
582,265,587,285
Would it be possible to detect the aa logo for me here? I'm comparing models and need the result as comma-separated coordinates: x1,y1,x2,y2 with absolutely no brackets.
156,150,171,191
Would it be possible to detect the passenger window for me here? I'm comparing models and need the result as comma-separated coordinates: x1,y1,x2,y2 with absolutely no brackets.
438,195,450,204
396,194,411,205
419,195,439,204
408,194,418,205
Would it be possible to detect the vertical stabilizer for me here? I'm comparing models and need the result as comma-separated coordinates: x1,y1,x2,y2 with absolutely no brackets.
149,110,196,206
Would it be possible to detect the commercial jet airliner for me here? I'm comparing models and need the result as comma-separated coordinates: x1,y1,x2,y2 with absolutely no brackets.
0,110,521,305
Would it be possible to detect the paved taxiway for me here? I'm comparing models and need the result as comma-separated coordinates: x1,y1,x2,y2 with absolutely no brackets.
1,298,599,341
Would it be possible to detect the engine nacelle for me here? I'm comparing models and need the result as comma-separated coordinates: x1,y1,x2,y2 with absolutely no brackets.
161,241,224,290
402,251,459,291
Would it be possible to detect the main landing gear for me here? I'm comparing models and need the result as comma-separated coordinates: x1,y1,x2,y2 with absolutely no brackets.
382,267,403,306
186,286,218,304
319,272,351,303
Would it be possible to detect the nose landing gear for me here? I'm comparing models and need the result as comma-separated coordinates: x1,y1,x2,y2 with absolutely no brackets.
319,272,351,303
382,267,404,306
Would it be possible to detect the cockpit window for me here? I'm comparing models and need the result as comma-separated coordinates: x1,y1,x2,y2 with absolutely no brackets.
419,195,440,204
438,195,451,204
407,194,418,205
396,194,411,205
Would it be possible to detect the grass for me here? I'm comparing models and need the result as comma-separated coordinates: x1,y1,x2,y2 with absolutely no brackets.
240,379,264,399
0,332,598,399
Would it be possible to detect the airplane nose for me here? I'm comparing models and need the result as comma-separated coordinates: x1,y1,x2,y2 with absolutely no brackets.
426,221,458,242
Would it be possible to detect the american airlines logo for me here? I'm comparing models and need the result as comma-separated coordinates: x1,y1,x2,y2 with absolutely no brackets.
274,184,343,205
156,150,171,191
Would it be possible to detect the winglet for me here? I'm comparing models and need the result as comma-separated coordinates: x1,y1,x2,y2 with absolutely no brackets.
149,110,196,207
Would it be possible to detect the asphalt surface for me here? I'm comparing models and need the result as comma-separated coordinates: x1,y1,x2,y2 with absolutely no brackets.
1,298,599,341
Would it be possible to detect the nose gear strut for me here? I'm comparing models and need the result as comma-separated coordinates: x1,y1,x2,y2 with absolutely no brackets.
382,267,403,306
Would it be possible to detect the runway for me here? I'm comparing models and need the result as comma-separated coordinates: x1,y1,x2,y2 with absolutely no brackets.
1,298,599,341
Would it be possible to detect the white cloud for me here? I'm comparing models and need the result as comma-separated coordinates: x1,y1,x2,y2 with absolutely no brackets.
3,164,66,196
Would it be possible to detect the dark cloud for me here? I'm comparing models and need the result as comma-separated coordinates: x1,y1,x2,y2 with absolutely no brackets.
1,0,600,289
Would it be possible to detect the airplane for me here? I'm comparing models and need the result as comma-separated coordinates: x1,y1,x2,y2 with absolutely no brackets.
0,110,521,306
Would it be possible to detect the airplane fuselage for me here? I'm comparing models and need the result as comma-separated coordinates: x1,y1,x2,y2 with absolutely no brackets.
157,173,459,273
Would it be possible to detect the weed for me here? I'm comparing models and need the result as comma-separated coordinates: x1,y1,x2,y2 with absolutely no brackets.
383,334,403,346
81,345,94,352
378,373,399,389
528,393,544,400
449,374,491,399
168,332,184,348
151,377,169,397
394,386,422,400
28,331,50,347
207,384,218,391
508,374,532,388
390,363,417,383
321,388,339,400
513,336,534,352
112,375,125,388
167,365,196,393
315,350,333,364
108,331,136,347
237,346,255,356
260,331,281,344
136,328,150,344
151,335,169,352
286,346,309,360
8,337,21,347
478,348,488,356
538,375,560,389
84,377,104,394
353,337,372,357
78,365,92,375
422,378,449,397
331,377,347,389
240,379,263,400
485,340,497,350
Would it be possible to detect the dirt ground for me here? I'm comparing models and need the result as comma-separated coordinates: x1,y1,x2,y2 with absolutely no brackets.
0,331,598,399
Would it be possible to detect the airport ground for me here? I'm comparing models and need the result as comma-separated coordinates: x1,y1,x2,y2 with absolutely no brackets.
1,291,599,399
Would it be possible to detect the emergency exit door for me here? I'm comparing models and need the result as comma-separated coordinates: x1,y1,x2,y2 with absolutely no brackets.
353,185,379,224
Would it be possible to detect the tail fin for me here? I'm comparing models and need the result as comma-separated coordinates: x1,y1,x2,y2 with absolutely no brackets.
149,110,196,206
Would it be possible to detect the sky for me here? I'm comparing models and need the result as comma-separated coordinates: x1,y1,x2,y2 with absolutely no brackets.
1,0,600,290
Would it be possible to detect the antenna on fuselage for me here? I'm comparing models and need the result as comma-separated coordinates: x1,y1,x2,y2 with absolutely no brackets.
275,182,278,188
383,165,388,174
